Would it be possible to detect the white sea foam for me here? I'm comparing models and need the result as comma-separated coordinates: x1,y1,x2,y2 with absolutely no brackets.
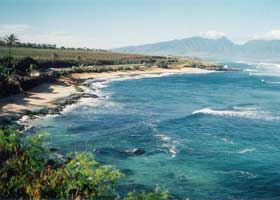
257,62,280,68
238,147,256,154
60,78,112,114
249,72,280,77
161,143,177,158
214,170,257,178
221,138,234,144
237,61,280,77
155,134,178,157
244,69,258,72
61,98,102,114
248,62,280,77
236,61,257,65
192,108,279,121
155,134,172,142
18,112,59,123
192,108,256,118
232,105,257,111
263,80,280,85
18,113,60,131
19,115,30,123
237,61,280,68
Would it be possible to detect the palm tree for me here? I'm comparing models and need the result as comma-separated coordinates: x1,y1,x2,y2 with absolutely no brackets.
4,34,19,58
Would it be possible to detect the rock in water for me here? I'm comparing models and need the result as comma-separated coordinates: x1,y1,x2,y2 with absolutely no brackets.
125,148,145,155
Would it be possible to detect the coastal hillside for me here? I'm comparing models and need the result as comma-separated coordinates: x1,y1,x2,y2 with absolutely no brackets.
1,38,226,99
113,36,280,61
0,46,160,67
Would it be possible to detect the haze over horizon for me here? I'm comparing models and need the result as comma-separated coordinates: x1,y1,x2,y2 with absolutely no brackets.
1,0,280,49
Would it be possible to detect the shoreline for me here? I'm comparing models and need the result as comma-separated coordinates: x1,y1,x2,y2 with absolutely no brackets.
0,67,211,124
71,66,211,80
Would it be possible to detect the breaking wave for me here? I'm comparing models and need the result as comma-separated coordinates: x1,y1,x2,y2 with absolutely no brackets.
238,147,256,154
244,68,258,72
261,80,280,85
155,134,178,158
192,108,280,121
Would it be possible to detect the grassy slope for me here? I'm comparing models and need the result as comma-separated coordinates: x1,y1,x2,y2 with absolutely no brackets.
0,47,153,62
0,47,222,73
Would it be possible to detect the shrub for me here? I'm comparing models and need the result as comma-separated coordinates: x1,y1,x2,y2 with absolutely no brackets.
0,127,124,199
0,64,8,79
124,187,173,200
155,60,169,68
15,57,39,76
0,56,14,69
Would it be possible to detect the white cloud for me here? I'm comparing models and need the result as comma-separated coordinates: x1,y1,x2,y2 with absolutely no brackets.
199,30,226,39
253,29,280,40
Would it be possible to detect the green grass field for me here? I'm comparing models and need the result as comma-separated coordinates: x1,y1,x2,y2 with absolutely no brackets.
0,47,154,62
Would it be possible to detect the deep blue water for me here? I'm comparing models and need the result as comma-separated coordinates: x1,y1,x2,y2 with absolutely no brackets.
29,62,280,200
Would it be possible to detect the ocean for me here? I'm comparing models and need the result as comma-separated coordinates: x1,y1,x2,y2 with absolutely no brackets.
27,62,280,200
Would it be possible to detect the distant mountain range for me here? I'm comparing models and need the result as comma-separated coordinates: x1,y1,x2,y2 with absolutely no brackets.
113,37,280,61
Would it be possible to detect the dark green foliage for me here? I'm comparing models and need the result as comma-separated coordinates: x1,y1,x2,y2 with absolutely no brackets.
0,64,8,79
51,69,71,77
4,34,19,58
0,126,21,165
14,42,56,49
124,188,174,200
0,56,41,97
4,34,19,47
15,57,38,76
155,60,169,68
0,56,14,70
0,127,124,199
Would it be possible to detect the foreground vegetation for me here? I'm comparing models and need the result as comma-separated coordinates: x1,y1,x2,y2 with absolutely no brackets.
0,125,177,199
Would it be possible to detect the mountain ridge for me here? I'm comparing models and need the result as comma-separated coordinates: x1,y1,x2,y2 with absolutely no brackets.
113,37,280,61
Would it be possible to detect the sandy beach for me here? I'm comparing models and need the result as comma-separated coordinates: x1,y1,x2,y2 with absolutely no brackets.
0,78,77,119
0,67,209,120
71,67,210,80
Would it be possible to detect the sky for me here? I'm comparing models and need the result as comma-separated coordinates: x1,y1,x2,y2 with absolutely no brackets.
0,0,280,49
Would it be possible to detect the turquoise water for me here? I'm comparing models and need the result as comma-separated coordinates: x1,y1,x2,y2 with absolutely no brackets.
28,62,280,199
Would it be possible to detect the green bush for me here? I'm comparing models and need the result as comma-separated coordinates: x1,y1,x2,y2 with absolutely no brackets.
0,128,124,199
124,187,172,200
155,60,169,69
0,64,8,79
15,57,39,76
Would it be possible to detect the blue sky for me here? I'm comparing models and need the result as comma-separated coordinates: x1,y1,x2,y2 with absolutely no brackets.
0,0,280,49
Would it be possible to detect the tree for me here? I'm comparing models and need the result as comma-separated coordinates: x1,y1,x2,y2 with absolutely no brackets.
4,34,19,58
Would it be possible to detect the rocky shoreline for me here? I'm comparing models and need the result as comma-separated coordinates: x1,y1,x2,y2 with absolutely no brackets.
17,85,98,126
